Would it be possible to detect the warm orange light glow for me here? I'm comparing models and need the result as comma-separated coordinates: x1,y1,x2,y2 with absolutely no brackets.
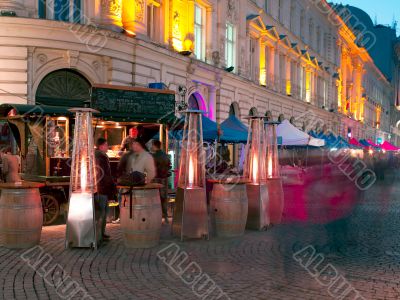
267,155,273,178
259,44,266,86
188,155,195,187
368,149,373,155
170,0,195,52
81,156,87,192
252,154,258,183
184,38,193,51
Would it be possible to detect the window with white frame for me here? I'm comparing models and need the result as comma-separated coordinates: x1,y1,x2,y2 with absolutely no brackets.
225,23,236,69
194,3,205,61
39,0,82,23
147,2,161,41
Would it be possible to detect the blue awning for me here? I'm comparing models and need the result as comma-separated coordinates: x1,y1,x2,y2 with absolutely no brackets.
220,115,248,143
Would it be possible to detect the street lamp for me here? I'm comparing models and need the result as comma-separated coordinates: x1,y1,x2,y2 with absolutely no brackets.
65,107,99,249
244,116,270,230
172,110,209,240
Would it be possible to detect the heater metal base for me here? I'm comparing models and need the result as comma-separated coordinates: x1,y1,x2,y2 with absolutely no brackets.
246,183,270,230
65,193,98,249
267,178,284,225
172,187,209,241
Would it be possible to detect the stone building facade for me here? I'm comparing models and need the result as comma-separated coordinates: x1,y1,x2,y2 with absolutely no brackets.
0,0,397,143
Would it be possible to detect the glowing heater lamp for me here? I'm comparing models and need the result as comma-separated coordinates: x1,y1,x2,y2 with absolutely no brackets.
244,116,270,230
172,110,209,241
265,121,284,224
65,108,99,249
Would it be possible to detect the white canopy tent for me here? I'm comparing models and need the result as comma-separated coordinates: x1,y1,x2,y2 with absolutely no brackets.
276,120,325,147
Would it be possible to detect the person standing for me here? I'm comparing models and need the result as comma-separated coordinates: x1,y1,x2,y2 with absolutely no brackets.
95,138,117,242
114,138,156,224
126,139,156,182
119,126,138,156
151,140,171,224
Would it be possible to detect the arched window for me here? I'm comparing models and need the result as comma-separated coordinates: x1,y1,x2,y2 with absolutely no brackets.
278,114,285,122
36,69,91,107
249,107,258,116
229,102,240,117
188,94,200,110
265,110,273,121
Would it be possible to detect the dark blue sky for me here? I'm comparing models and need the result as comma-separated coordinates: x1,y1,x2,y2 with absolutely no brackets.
331,0,400,34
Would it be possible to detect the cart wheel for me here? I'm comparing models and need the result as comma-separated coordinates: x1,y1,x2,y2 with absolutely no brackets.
41,194,60,225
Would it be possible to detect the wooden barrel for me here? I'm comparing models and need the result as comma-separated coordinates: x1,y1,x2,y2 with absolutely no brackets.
267,178,284,225
120,185,162,248
210,183,248,237
0,182,44,249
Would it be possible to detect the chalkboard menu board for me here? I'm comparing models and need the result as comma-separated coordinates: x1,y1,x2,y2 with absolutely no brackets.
91,85,176,122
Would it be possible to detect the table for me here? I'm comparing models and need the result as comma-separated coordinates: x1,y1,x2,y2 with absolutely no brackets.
208,178,249,238
117,184,162,248
0,182,44,248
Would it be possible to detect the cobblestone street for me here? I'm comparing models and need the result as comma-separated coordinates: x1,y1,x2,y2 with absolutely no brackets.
1,172,400,300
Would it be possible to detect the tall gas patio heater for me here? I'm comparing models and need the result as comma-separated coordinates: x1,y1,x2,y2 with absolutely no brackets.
265,121,284,224
172,110,209,240
65,108,99,249
244,116,270,230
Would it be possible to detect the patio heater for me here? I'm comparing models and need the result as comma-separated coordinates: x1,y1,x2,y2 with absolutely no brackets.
65,108,99,249
244,116,270,230
265,121,284,224
172,110,209,240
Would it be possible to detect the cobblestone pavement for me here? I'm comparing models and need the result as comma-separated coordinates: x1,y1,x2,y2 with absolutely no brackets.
1,172,400,300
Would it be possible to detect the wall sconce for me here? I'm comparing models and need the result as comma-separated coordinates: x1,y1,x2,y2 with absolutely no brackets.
225,66,234,72
65,107,99,249
265,121,284,225
244,116,270,230
172,110,209,240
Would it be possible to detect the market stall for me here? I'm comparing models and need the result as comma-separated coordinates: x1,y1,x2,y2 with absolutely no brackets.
0,84,176,225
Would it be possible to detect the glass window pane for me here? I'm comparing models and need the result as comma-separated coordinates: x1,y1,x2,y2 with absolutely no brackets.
54,0,69,21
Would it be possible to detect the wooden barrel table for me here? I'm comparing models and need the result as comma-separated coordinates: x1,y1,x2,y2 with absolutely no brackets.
118,184,162,248
0,182,44,249
208,179,249,238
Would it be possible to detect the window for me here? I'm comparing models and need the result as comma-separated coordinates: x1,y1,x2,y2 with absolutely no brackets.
309,19,314,48
225,23,236,69
194,4,205,60
39,0,82,23
300,10,305,40
264,0,269,12
147,3,160,40
250,37,257,81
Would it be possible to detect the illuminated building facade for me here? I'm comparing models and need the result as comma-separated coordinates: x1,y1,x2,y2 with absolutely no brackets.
0,0,397,143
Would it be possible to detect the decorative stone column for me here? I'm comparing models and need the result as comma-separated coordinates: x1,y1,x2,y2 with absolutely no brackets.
122,0,146,34
100,0,123,32
0,0,26,16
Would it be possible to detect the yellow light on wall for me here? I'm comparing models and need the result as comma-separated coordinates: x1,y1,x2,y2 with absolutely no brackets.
184,38,193,51
170,0,194,53
305,70,311,102
259,44,266,86
286,80,291,96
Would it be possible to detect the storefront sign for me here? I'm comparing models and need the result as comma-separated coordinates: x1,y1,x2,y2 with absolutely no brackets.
90,85,176,122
